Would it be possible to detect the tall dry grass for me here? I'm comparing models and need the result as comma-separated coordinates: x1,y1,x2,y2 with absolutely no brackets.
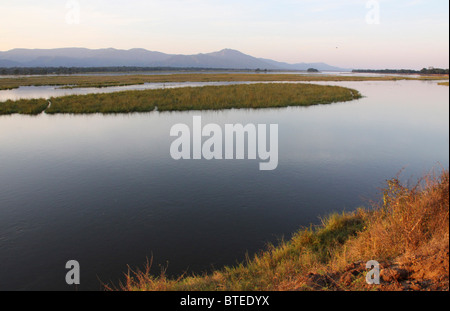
339,171,449,264
113,170,449,291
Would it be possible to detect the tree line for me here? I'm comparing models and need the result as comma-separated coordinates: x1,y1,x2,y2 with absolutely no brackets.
352,68,449,75
0,67,255,75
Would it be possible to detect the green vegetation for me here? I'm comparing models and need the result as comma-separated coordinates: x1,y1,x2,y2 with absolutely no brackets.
112,170,449,291
0,83,361,115
0,99,49,115
0,73,448,90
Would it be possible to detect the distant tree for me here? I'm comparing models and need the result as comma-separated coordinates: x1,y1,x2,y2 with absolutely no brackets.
307,68,319,73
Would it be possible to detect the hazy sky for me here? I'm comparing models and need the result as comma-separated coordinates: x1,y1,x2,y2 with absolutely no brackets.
1,0,448,69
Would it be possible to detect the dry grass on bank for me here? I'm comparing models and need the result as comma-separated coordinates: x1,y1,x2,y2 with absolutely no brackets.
113,170,449,291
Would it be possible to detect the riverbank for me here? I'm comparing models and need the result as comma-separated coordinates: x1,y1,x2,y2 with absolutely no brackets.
0,83,361,115
114,170,449,291
0,73,448,90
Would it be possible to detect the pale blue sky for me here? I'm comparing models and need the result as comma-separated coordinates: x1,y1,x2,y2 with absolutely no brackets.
0,0,448,68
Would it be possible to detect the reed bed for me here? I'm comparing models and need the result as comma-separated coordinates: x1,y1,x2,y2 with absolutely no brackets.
0,83,361,115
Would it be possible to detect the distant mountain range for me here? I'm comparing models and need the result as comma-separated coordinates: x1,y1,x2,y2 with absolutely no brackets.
0,48,349,71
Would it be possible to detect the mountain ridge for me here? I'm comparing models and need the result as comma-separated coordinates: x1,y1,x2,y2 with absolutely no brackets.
0,48,349,71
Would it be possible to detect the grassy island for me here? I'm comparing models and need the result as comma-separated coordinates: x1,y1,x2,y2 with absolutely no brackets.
1,83,361,115
0,98,50,115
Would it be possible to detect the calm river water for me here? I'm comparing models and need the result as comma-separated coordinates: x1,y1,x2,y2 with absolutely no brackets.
0,80,448,290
